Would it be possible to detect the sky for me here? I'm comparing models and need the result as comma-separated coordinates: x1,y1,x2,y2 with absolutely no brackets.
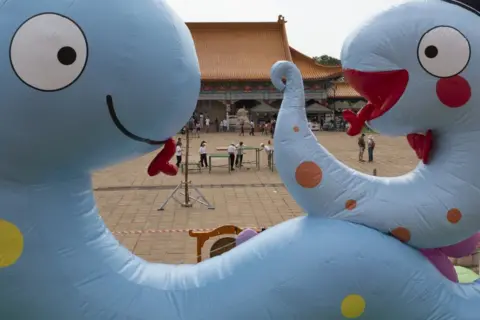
165,0,409,58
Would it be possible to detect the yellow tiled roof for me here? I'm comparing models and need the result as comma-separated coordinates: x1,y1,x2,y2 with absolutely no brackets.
328,82,362,99
186,17,342,81
289,47,342,80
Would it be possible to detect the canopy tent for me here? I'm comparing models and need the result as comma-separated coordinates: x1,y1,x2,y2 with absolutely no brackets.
306,103,332,114
329,100,366,110
351,101,367,110
250,103,278,114
329,101,351,110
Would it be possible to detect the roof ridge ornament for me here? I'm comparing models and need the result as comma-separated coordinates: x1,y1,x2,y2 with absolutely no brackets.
443,0,480,15
277,15,286,23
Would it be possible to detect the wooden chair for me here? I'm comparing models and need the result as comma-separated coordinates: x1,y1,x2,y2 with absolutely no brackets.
189,225,243,262
210,237,236,258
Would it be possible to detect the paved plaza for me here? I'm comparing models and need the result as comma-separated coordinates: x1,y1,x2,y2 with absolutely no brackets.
94,132,419,264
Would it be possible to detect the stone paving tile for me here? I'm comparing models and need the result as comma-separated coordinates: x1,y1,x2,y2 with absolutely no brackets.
93,132,418,189
93,132,419,264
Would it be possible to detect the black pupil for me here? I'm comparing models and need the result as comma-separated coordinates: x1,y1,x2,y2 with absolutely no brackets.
57,46,77,65
424,45,438,59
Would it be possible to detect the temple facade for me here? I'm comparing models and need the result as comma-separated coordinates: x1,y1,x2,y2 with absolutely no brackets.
187,16,364,128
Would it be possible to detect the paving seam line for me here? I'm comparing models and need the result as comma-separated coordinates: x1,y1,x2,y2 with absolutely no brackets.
95,183,285,191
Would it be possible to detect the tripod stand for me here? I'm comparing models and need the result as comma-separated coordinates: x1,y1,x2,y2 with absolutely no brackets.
158,125,214,211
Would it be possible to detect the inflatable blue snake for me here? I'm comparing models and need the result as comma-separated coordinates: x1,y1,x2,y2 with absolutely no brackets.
0,0,479,319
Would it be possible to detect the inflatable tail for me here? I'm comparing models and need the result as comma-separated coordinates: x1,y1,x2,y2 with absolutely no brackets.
270,61,376,218
270,61,480,248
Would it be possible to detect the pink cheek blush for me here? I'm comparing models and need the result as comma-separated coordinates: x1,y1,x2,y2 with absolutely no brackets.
436,75,471,108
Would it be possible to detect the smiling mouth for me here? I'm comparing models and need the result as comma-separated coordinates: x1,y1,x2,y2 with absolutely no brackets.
106,94,178,176
106,95,168,145
343,69,409,121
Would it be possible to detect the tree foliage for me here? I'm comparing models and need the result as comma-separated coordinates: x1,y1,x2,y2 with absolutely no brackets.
313,55,341,66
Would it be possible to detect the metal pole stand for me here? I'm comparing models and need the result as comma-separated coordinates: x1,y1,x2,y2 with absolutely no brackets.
158,121,214,211
158,181,214,210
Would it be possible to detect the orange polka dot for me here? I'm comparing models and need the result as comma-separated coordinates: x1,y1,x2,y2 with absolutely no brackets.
447,208,462,224
345,200,357,210
295,161,322,188
293,126,299,132
391,227,411,243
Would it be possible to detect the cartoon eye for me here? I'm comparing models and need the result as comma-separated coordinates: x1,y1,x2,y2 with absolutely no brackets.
10,13,88,92
417,26,470,78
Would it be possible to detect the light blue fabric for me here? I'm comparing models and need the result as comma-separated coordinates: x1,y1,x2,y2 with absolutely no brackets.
338,0,480,248
274,0,480,249
268,0,480,318
2,174,480,319
1,0,480,319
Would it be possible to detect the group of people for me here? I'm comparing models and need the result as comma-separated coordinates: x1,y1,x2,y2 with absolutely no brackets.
185,114,236,136
357,133,375,162
187,114,211,138
227,140,273,171
174,137,274,171
175,138,210,168
184,110,281,138
237,119,276,137
238,120,255,136
226,142,245,170
260,120,276,138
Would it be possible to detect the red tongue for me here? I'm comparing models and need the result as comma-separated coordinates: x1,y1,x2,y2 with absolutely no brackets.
407,130,433,164
147,138,178,176
342,103,376,136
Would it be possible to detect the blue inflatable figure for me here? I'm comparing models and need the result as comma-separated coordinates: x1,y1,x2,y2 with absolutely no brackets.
274,0,480,249
1,0,480,319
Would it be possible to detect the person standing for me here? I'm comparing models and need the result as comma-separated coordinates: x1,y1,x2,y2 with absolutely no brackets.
271,119,276,138
199,113,204,130
249,120,255,136
367,135,375,162
199,141,208,167
358,133,366,162
263,122,270,136
239,122,245,136
222,119,227,132
261,140,273,169
235,141,244,168
175,138,182,167
188,116,195,134
205,117,210,133
227,143,236,171
195,120,201,138
215,118,219,132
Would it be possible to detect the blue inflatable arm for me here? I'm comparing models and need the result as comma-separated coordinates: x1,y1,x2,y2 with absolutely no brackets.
271,0,480,249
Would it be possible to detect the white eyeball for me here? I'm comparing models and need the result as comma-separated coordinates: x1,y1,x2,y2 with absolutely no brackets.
418,26,470,78
10,13,88,91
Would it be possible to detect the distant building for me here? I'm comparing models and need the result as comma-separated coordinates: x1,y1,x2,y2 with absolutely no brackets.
186,15,364,126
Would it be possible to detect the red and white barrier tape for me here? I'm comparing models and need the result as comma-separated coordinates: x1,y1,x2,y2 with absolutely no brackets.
112,226,265,236
112,228,213,235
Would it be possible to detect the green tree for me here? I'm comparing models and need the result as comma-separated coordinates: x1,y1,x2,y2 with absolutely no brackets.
313,55,341,66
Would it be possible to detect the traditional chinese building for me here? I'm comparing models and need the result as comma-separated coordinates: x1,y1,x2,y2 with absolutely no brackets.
186,15,364,125
328,80,366,111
